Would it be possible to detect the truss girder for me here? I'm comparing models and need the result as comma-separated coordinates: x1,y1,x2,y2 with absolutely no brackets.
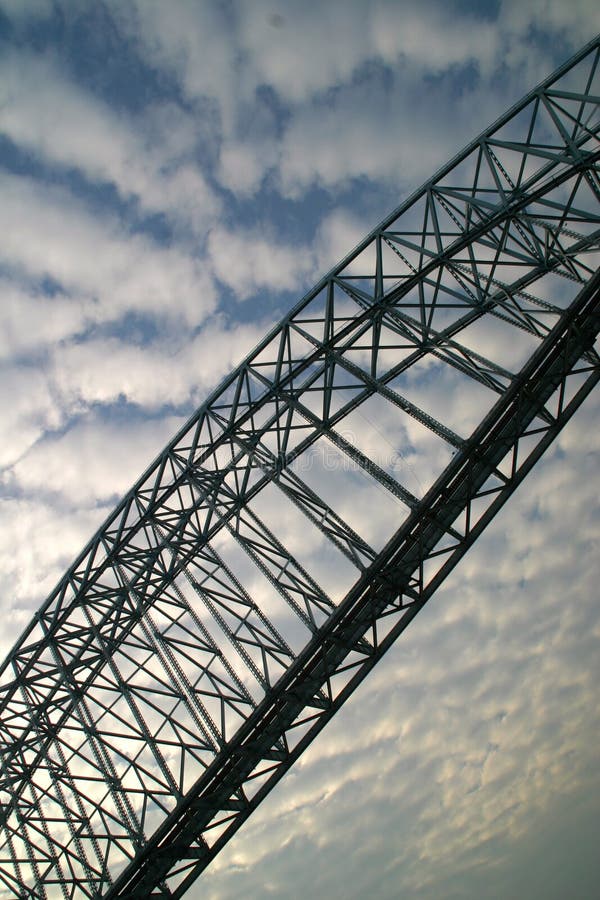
1,36,599,899
108,270,600,899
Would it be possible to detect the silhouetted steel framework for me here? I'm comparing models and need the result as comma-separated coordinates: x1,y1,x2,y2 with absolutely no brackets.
1,38,599,900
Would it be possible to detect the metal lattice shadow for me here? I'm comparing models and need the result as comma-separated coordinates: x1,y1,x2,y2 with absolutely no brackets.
1,36,599,900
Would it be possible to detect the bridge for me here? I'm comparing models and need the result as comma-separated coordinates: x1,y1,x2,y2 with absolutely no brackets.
1,36,599,900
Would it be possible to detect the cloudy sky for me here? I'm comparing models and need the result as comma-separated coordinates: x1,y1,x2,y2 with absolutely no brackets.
0,1,599,898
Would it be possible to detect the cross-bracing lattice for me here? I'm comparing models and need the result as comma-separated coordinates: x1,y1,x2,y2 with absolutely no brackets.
1,36,599,900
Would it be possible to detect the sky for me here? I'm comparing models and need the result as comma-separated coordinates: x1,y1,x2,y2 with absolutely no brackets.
0,1,599,898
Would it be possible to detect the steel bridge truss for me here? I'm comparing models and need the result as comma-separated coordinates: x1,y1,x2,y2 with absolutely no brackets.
1,36,599,900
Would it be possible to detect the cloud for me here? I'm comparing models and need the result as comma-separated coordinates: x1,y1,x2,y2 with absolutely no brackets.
0,171,217,328
371,0,498,74
0,491,113,662
0,5,598,898
208,225,315,300
275,50,550,200
0,49,222,237
0,0,53,22
235,0,373,105
106,0,241,134
497,0,600,66
312,208,374,275
217,138,279,197
237,0,498,105
50,316,270,412
89,0,600,209
98,0,499,201
7,411,186,506
0,279,90,362
198,400,600,900
0,312,268,478
0,362,62,467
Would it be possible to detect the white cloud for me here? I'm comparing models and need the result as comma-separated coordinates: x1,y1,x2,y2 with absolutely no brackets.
497,0,600,69
217,139,279,197
0,363,62,467
100,0,503,201
235,0,371,105
0,311,267,474
237,0,498,106
253,2,597,200
0,171,217,328
0,497,107,646
312,208,371,276
276,71,475,198
0,50,221,237
50,316,269,412
197,400,600,900
0,279,90,361
38,0,598,211
8,412,186,506
208,225,315,300
0,0,52,21
107,0,241,134
371,1,497,75
0,5,598,897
